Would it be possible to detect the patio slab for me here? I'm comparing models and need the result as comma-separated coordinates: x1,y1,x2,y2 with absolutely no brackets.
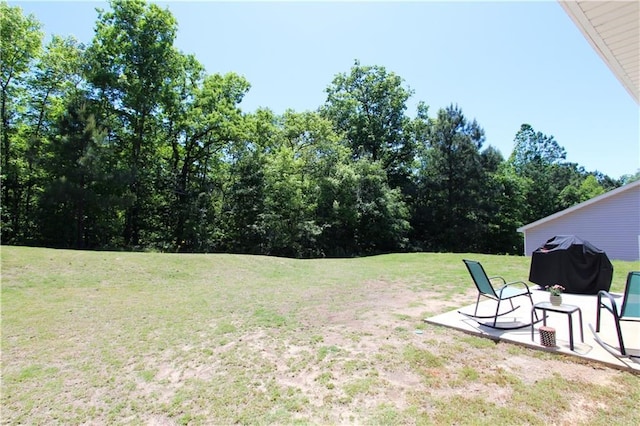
425,288,640,373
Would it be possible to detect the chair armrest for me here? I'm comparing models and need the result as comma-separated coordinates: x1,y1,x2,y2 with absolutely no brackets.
489,276,507,285
597,290,620,317
496,280,531,298
504,280,530,290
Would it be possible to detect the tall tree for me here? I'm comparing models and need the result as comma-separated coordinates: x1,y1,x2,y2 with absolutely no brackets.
508,123,568,223
322,60,415,190
260,143,320,257
221,142,267,253
509,123,566,171
557,171,605,210
27,36,85,140
164,58,251,251
85,0,179,247
414,104,487,252
279,110,349,257
314,157,410,257
20,36,86,240
350,158,410,254
482,162,528,254
37,96,108,248
0,3,43,242
219,109,278,254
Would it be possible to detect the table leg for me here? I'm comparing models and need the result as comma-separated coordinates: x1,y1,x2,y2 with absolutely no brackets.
568,315,574,350
578,309,584,342
531,309,535,342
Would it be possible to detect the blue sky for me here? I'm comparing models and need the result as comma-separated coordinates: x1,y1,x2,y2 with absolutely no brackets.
14,0,640,179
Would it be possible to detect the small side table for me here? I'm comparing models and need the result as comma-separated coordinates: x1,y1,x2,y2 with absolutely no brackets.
531,302,584,351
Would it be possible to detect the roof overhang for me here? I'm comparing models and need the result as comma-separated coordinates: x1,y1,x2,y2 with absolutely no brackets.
559,1,639,104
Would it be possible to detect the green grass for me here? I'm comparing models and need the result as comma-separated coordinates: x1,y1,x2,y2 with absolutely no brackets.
1,246,639,424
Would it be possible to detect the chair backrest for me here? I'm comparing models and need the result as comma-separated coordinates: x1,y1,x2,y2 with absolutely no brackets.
463,259,497,298
621,271,640,319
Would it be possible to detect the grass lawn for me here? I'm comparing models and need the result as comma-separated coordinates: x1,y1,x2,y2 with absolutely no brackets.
2,246,639,425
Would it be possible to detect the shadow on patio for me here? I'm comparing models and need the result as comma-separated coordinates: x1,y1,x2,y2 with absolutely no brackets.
425,288,640,373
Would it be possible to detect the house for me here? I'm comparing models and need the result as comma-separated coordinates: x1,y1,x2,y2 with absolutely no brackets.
559,1,638,104
518,3,640,261
517,180,640,261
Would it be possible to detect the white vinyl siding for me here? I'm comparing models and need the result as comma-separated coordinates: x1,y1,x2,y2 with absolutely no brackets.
520,182,640,261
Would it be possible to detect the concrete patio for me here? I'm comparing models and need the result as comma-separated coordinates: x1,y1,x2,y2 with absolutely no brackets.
425,288,640,373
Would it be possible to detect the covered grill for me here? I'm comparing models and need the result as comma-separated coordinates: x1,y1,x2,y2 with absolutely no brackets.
528,235,613,295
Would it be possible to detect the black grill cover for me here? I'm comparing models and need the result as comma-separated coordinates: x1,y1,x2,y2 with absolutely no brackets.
528,235,613,295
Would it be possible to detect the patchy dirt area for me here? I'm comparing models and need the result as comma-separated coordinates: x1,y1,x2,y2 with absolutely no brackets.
205,280,630,424
3,252,638,425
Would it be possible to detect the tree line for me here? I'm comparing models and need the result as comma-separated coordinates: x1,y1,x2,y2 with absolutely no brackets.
1,0,635,257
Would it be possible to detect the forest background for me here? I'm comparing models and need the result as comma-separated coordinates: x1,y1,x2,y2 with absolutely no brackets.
2,0,639,257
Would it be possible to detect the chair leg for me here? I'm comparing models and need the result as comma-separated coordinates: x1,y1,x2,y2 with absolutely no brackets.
615,319,626,356
528,294,539,321
493,300,501,327
594,293,628,356
474,293,481,316
595,294,602,332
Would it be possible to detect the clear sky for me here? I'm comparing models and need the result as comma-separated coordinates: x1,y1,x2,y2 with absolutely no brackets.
13,0,640,179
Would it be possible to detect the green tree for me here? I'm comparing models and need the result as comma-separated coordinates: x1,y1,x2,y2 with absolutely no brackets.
219,109,278,254
620,170,640,185
351,159,410,254
0,3,43,242
280,110,352,257
85,0,179,247
322,60,415,190
482,163,528,254
557,173,605,209
413,104,488,252
164,61,251,251
36,95,121,248
220,142,267,253
315,161,360,256
19,36,87,241
509,123,566,171
508,123,568,223
261,144,321,257
314,158,410,257
28,35,85,138
247,110,341,257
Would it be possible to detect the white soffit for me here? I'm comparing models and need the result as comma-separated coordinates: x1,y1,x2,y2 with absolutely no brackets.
559,0,640,104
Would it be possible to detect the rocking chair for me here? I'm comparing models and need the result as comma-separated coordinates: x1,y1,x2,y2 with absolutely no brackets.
460,259,539,330
593,271,640,358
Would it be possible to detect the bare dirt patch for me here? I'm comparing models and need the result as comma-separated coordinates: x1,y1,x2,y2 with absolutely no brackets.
259,279,629,423
4,248,638,425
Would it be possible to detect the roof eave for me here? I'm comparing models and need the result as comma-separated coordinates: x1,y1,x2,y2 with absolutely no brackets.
559,0,639,105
